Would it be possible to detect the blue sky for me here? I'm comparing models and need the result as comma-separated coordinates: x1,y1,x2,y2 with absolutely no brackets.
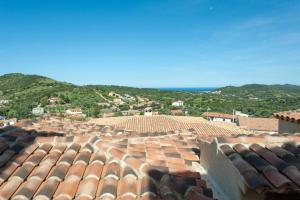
0,0,300,87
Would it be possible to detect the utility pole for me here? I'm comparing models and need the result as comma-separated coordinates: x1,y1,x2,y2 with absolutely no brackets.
233,109,235,124
207,107,211,121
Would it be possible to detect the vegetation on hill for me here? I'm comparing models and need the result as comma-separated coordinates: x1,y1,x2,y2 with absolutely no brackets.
1,73,300,119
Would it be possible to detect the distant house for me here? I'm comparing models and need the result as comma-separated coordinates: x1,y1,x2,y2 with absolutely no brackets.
170,109,184,116
124,94,135,102
237,116,278,133
2,118,17,127
109,92,122,98
144,107,153,116
172,100,184,107
113,98,125,105
66,108,82,115
108,92,116,97
48,97,61,104
235,111,249,117
32,106,45,116
211,90,221,94
0,100,10,105
66,108,86,118
274,110,300,134
97,102,110,107
202,112,236,123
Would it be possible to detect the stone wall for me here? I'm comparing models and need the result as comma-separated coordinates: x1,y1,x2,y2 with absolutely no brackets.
278,119,300,134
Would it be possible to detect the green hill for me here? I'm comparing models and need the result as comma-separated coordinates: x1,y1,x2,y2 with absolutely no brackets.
1,73,300,119
219,84,300,98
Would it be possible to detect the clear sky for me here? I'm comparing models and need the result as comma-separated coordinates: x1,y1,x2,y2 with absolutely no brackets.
0,0,300,87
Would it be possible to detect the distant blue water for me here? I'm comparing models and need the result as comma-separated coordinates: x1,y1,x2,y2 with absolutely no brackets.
157,87,218,92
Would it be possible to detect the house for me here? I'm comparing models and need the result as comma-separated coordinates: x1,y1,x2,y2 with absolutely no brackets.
7,118,17,126
172,100,184,107
0,100,10,105
109,92,122,98
66,108,86,118
97,102,110,107
202,112,236,123
211,90,221,94
144,107,153,116
48,97,61,104
123,94,135,102
0,117,16,128
113,98,125,105
235,111,249,117
170,109,184,116
32,106,45,116
237,116,278,133
274,110,300,134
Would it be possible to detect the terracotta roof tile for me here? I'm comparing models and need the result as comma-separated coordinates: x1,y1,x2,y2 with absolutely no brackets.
98,177,118,199
76,178,98,199
0,129,214,200
274,111,300,122
84,162,103,180
117,176,138,197
66,163,86,180
0,176,23,200
221,142,300,193
54,178,80,199
34,178,60,200
12,177,43,200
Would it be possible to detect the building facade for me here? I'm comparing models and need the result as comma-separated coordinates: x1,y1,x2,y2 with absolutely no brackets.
202,112,236,123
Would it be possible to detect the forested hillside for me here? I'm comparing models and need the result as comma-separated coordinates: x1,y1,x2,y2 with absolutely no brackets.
1,73,300,119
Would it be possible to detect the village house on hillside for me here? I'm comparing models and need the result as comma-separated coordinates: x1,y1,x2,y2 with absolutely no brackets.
144,107,153,116
108,91,122,99
113,98,125,105
235,110,249,117
0,99,11,105
48,97,61,104
203,112,237,123
0,117,17,128
274,110,300,134
172,100,184,107
32,106,45,116
66,108,86,118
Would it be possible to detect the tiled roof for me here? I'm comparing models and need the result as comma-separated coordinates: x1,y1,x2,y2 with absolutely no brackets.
202,112,236,120
237,117,279,132
0,129,214,200
217,133,300,145
274,111,300,123
220,142,300,193
207,121,253,135
112,116,241,139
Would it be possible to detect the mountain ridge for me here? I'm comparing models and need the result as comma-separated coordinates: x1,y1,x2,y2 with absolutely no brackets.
1,73,300,119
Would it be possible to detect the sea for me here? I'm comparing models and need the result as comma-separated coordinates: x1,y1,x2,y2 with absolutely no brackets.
157,87,218,93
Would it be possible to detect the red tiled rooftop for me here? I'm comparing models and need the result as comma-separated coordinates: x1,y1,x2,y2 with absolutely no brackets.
202,112,236,120
274,111,300,123
0,130,214,200
220,142,300,193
